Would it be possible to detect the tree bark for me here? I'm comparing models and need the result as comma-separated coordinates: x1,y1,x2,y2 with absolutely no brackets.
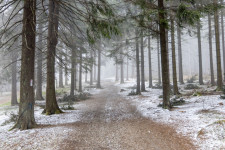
14,0,36,130
36,20,44,100
94,50,97,82
208,13,216,86
85,53,88,83
157,34,161,85
171,18,179,95
70,49,76,96
135,29,141,94
58,53,64,88
120,49,124,84
197,21,204,85
158,0,171,109
140,30,145,91
90,50,93,85
126,56,129,81
148,34,152,88
177,24,184,84
220,0,225,81
45,0,62,115
116,62,119,81
214,0,223,89
97,48,101,88
79,50,82,92
64,49,68,86
11,50,18,105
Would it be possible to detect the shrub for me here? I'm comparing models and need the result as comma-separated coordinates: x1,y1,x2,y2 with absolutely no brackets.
1,112,18,126
184,84,200,90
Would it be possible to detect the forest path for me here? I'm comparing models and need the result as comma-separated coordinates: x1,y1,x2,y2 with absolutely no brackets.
59,81,196,150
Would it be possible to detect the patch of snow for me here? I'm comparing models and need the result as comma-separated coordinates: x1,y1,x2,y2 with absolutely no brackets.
116,80,225,149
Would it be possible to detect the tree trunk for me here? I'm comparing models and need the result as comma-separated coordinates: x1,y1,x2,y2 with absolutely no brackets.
90,50,93,85
120,49,124,84
157,34,161,85
140,30,145,91
116,63,119,81
171,18,179,95
148,34,153,88
14,0,36,130
36,20,44,100
94,50,97,82
135,29,141,94
79,50,82,92
75,64,78,90
177,24,184,84
97,48,101,88
11,50,18,105
70,49,76,96
214,0,223,89
208,13,216,86
85,54,88,83
197,21,204,85
65,49,68,86
58,53,63,88
158,0,171,109
220,0,225,81
126,57,129,81
45,0,62,115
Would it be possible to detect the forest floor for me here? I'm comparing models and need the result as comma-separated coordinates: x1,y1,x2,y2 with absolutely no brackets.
0,80,196,150
117,80,225,149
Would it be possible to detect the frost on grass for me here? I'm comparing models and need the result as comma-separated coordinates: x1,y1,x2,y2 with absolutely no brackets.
0,102,84,149
116,80,225,149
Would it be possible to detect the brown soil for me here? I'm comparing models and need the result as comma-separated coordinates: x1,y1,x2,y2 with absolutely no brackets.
57,82,196,150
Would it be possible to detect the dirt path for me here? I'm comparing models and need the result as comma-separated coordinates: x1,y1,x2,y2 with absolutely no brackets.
58,82,196,150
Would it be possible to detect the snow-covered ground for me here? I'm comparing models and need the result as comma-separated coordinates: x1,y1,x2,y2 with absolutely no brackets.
0,102,86,149
0,84,99,149
116,80,225,150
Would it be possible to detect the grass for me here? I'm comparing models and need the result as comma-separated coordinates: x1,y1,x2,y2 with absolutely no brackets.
0,101,10,107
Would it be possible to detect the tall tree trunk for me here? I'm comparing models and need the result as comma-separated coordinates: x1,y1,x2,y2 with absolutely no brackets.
65,49,68,86
11,50,18,105
70,49,76,96
75,64,77,89
135,29,141,94
177,23,184,84
157,34,161,85
148,34,152,88
158,0,171,109
197,21,204,85
85,53,88,83
208,13,216,86
120,49,124,84
116,63,119,81
220,0,225,81
132,60,135,79
79,50,82,92
45,0,62,115
214,0,223,89
94,50,97,82
58,53,63,88
140,30,145,91
97,47,101,88
126,56,129,81
36,21,44,100
14,0,36,130
171,18,179,95
90,50,93,85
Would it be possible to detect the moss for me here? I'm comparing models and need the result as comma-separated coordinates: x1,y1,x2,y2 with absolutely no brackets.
45,111,51,115
55,109,61,114
214,120,225,125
